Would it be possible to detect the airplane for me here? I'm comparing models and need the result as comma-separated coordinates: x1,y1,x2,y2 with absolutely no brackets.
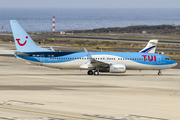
9,20,177,76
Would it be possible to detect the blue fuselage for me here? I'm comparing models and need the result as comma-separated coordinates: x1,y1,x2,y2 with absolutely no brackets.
15,52,177,70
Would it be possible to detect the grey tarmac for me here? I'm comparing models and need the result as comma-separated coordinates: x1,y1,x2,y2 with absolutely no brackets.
0,44,180,120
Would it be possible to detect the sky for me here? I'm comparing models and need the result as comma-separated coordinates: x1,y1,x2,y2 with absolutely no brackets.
0,0,180,8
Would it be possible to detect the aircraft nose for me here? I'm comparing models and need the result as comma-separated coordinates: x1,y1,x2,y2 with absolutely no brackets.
172,61,178,67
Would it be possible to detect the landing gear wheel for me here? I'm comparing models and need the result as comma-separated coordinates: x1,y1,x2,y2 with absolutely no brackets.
158,70,162,75
87,70,93,75
94,70,99,75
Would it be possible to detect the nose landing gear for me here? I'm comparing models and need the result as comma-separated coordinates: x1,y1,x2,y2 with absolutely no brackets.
158,70,162,75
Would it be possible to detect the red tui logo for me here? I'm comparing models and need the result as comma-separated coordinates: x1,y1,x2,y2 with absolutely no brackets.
142,55,156,61
16,36,28,46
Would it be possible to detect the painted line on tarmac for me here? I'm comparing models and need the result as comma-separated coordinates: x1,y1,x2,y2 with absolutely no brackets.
0,74,81,76
129,114,168,120
0,106,92,120
170,91,180,96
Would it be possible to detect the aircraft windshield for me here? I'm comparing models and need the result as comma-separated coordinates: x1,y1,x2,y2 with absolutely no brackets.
165,58,171,60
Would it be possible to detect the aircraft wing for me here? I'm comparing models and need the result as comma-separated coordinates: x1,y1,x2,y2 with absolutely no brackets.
80,48,109,69
88,58,109,67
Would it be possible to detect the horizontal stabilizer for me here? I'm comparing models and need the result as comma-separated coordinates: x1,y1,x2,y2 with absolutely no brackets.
14,51,30,56
3,50,15,54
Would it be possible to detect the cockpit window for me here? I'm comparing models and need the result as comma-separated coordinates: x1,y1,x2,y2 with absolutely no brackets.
165,58,170,60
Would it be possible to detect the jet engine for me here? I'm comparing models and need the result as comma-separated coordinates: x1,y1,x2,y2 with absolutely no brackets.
109,64,126,73
99,64,126,73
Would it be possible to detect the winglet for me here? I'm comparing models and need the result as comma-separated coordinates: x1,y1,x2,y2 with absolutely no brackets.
84,48,93,64
50,47,55,51
84,48,92,59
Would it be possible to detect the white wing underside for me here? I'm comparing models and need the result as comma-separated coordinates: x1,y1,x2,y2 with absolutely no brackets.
80,48,110,69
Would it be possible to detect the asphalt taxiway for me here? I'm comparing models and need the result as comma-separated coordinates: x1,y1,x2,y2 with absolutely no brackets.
33,34,180,44
0,44,180,120
1,33,180,44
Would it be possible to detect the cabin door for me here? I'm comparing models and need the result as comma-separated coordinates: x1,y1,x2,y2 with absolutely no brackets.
40,54,44,63
157,56,161,64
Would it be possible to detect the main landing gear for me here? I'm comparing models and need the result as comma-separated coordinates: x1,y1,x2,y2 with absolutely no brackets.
87,70,93,75
158,70,162,75
87,70,99,75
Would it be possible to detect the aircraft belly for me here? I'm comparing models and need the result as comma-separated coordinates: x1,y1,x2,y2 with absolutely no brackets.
124,61,171,70
19,56,174,70
43,60,84,69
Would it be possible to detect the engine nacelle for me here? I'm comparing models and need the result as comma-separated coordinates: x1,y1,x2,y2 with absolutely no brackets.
109,64,126,73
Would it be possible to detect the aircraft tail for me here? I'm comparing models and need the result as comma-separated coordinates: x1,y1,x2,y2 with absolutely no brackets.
139,39,158,53
10,20,51,53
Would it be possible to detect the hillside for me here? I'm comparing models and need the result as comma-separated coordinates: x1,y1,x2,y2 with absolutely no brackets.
68,25,180,35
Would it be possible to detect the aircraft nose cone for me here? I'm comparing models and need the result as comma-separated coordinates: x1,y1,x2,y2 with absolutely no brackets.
174,62,177,66
172,62,178,67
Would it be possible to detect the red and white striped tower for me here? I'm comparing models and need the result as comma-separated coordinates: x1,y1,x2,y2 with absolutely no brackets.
52,16,55,34
1,26,4,33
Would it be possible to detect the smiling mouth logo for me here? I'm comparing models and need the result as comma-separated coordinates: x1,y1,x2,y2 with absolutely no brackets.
16,36,28,46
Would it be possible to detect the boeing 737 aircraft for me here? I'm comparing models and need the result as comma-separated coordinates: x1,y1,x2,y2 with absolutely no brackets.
9,20,177,75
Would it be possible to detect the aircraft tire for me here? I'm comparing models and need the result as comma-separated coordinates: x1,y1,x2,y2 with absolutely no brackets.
158,71,162,75
88,70,93,75
94,70,99,75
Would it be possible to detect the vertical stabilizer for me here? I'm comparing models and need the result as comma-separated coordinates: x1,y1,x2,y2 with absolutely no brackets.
139,39,158,53
10,20,51,53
